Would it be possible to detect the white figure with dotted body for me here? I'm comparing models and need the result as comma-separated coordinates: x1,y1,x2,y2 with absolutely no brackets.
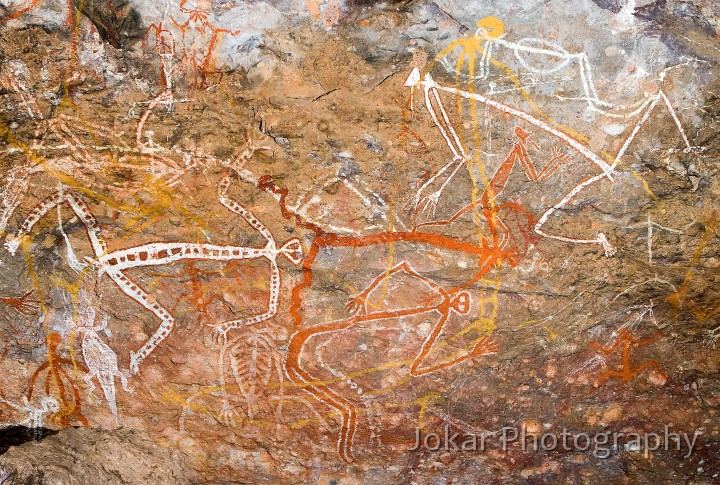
69,304,132,420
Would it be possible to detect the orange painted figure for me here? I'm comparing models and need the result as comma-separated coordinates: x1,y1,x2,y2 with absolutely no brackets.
172,0,240,88
415,126,570,249
589,329,666,386
27,331,89,426
258,177,517,462
286,264,499,462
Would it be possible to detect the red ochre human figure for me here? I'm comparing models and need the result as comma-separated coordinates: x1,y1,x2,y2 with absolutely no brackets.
153,260,258,328
286,263,499,462
589,328,666,386
27,331,89,426
415,126,570,250
169,262,224,327
172,0,240,88
257,177,516,462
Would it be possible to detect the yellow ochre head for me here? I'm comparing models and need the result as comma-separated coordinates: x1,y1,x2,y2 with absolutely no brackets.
475,16,506,40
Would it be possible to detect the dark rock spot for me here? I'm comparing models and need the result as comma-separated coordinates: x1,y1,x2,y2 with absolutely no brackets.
0,426,59,455
72,0,143,49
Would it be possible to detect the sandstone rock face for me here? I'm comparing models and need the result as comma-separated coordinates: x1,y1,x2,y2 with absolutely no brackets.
0,427,189,484
0,0,718,483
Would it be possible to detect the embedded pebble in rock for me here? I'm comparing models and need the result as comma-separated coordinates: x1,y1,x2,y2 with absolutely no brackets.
523,420,543,436
601,404,624,424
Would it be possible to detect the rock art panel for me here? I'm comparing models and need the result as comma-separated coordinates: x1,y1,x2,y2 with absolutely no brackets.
0,0,718,482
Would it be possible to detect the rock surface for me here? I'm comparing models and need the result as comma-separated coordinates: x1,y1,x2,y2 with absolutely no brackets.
0,426,189,484
0,0,717,483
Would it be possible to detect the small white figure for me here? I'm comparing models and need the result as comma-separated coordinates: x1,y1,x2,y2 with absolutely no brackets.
68,304,132,420
0,395,59,438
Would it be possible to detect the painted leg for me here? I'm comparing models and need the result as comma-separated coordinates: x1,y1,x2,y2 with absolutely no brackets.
210,260,281,343
98,372,118,418
286,321,359,462
347,262,443,316
105,270,175,374
83,372,96,396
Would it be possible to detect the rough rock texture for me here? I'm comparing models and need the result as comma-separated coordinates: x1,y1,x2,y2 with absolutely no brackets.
0,426,189,484
0,0,718,483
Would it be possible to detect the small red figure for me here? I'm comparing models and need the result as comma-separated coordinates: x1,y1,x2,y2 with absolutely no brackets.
589,328,667,386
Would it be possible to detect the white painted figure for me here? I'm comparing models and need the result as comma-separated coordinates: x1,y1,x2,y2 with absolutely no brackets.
68,304,132,420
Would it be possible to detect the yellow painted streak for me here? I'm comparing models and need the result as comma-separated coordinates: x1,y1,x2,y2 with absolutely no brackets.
667,213,718,318
161,386,338,429
421,34,503,337
48,271,91,377
629,168,659,202
540,323,559,340
397,391,442,429
464,40,502,335
162,383,445,431
423,38,658,204
516,319,537,329
20,238,45,312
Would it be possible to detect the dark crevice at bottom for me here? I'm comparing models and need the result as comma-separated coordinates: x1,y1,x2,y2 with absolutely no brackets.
0,426,59,455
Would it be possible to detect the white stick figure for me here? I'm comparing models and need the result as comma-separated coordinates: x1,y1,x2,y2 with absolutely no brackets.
407,64,693,257
4,181,302,374
441,16,675,119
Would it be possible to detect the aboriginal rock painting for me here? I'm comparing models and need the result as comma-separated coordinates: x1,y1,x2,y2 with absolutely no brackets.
0,1,718,481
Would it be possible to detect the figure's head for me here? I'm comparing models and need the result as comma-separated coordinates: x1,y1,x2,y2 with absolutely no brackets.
514,126,540,150
4,234,20,255
40,397,60,414
450,292,471,314
279,238,303,265
475,16,506,40
515,126,531,143
47,331,62,351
